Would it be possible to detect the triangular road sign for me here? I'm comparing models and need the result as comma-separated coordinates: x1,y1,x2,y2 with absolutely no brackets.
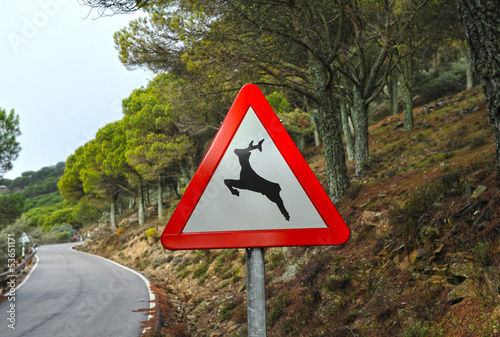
161,84,350,250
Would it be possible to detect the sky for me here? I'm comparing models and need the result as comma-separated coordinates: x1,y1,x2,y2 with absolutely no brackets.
0,0,152,180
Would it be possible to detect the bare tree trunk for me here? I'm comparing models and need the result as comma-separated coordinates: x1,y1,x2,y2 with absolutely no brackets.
138,185,145,225
340,104,355,161
314,104,350,202
389,72,399,116
310,60,350,202
465,49,474,90
310,115,321,146
351,87,370,176
157,178,163,219
110,193,118,232
401,82,414,131
455,0,500,172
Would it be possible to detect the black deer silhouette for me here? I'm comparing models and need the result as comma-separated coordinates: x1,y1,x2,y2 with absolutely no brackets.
224,139,290,221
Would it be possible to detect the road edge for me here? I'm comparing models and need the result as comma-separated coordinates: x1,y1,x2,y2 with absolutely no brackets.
15,254,39,290
69,244,157,335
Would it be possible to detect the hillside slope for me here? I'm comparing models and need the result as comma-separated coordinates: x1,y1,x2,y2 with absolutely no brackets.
78,86,500,337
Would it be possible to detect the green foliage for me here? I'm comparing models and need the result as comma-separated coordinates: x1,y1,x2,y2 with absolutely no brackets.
0,193,25,226
49,223,77,241
0,107,21,177
414,62,467,104
145,228,160,240
192,262,210,279
213,249,237,272
278,109,315,138
44,208,76,230
58,149,86,203
266,92,292,114
7,162,64,190
123,76,196,186
71,200,101,225
24,201,78,230
220,301,238,321
22,176,60,198
23,191,63,212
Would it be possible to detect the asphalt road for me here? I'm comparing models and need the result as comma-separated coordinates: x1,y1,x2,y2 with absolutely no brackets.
1,242,153,337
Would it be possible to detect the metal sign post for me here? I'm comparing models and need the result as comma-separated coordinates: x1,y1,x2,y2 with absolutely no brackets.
246,247,267,337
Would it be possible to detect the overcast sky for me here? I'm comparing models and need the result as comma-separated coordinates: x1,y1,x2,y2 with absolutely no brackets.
0,0,151,180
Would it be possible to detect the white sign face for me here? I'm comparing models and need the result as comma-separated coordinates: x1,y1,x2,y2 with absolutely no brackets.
18,232,30,243
183,107,328,233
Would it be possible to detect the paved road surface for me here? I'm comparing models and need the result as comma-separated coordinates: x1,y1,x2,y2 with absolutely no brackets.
1,242,153,337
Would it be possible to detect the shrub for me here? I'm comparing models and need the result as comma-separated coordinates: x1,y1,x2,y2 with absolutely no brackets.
414,63,467,104
192,262,210,279
389,181,442,242
268,291,290,326
469,134,488,149
324,273,352,292
220,301,238,321
267,250,284,270
473,241,492,266
152,255,170,269
145,228,160,241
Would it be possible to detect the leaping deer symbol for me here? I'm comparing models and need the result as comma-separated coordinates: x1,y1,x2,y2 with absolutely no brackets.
224,139,290,221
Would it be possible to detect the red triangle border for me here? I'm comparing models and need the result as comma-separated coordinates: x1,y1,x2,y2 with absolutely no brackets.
161,84,350,250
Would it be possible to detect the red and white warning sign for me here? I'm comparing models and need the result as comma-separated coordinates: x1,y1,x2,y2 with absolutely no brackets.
161,84,350,250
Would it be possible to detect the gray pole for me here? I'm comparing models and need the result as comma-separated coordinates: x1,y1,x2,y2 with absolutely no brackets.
246,247,267,337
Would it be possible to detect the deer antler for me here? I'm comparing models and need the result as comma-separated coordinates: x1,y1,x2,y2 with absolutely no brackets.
246,139,265,152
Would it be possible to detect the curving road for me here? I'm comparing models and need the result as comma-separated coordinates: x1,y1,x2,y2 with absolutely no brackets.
1,242,154,337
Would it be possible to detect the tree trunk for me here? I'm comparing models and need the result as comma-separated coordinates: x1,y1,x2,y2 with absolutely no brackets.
138,184,145,225
351,87,370,176
389,74,399,116
465,49,474,90
311,115,321,146
157,178,163,219
401,83,414,131
309,59,350,202
455,0,500,172
314,104,350,202
340,104,355,161
295,136,305,152
180,166,191,184
110,193,118,232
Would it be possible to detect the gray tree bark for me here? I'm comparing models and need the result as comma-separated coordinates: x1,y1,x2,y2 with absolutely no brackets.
340,104,355,161
455,0,500,172
351,87,370,176
401,81,414,131
309,56,350,202
157,179,163,219
138,184,145,225
110,194,118,232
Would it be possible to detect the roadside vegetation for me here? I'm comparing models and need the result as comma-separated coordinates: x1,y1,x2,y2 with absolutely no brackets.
79,88,498,336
